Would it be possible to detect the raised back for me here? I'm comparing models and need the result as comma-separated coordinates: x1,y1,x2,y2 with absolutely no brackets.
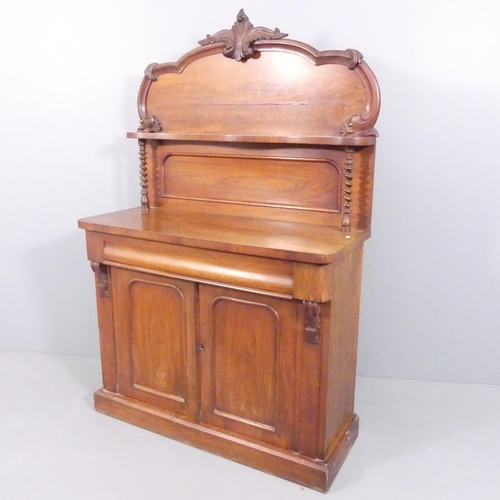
138,10,380,138
130,10,380,230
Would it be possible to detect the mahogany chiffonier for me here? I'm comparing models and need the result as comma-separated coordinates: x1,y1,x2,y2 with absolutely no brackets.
78,10,380,492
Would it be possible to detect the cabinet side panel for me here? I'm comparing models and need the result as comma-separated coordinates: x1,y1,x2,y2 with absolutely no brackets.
352,145,376,230
292,302,328,459
93,265,117,392
323,245,364,457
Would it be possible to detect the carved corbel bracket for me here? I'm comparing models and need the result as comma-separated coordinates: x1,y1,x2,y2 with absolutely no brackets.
90,262,110,298
303,301,321,345
199,9,288,62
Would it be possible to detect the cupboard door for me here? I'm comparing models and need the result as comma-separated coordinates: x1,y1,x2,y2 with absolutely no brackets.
112,268,197,419
199,285,296,448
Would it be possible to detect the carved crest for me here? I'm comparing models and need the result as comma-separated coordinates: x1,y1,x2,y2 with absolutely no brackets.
199,9,288,62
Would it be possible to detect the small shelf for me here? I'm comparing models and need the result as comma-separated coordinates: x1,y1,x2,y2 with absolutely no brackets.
126,131,376,147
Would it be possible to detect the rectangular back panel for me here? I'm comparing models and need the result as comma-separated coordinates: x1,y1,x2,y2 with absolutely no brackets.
163,153,341,212
147,142,375,229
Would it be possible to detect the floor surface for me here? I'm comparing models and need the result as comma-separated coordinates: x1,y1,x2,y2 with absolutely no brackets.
1,350,499,499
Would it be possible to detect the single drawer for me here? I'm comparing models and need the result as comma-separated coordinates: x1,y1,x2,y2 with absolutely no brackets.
86,232,294,297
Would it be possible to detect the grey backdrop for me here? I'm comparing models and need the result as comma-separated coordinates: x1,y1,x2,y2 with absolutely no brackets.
1,0,499,385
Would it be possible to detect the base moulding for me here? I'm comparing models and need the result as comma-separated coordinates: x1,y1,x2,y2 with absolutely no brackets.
94,388,359,492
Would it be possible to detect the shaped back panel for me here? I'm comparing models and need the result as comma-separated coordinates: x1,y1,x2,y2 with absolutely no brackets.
134,11,380,230
146,49,369,137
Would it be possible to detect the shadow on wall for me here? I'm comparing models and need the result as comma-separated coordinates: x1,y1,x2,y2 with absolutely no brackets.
357,61,500,384
14,77,142,363
98,76,144,211
22,231,100,358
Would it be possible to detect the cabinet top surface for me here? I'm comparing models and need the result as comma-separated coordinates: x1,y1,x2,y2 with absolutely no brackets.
78,207,369,264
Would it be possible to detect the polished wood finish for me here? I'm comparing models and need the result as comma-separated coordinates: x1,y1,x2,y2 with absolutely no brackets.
79,208,369,265
94,389,359,492
199,285,296,448
127,131,376,146
137,12,379,139
162,153,341,212
112,269,198,417
324,246,364,458
90,262,116,392
79,10,380,492
141,50,377,138
133,141,376,231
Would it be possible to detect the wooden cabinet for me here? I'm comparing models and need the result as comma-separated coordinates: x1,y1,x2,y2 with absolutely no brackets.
78,10,380,492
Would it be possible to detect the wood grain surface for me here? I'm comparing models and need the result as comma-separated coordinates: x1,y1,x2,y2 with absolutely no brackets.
79,207,368,264
163,153,341,212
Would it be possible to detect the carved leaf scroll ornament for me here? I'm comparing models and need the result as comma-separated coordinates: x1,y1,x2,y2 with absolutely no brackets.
303,301,321,345
199,9,288,62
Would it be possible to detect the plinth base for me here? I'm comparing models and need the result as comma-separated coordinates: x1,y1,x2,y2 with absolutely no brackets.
94,389,358,492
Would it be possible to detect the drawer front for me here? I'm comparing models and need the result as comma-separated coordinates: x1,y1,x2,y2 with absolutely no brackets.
86,232,294,297
86,231,333,302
